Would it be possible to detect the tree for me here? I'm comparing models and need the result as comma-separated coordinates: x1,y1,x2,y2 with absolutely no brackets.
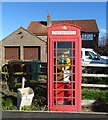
94,36,108,56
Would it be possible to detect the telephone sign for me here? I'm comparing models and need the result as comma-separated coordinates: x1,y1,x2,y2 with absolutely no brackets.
52,31,76,35
48,24,82,112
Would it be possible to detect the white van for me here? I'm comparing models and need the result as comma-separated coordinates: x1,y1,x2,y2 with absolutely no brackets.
82,48,108,73
82,48,108,64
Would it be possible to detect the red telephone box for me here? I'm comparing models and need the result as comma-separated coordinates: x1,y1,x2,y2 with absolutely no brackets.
47,24,82,112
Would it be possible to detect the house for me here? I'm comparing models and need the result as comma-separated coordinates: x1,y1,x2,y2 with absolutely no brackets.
1,14,99,66
27,14,99,48
1,27,47,65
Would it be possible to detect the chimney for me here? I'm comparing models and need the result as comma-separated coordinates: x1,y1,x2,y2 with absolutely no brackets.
47,13,51,27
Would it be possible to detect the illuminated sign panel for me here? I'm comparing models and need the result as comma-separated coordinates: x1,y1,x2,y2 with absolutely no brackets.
52,31,76,35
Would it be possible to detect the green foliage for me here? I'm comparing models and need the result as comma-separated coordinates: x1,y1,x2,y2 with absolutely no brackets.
2,98,18,110
2,85,47,111
82,77,108,85
31,97,46,110
21,105,37,111
82,88,108,104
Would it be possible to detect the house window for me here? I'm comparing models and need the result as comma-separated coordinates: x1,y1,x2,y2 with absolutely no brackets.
82,34,93,40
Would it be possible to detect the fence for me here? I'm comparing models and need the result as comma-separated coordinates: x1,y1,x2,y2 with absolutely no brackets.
1,61,108,88
1,61,47,88
82,63,108,88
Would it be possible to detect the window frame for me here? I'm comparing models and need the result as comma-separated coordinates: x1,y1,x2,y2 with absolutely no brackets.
82,33,94,40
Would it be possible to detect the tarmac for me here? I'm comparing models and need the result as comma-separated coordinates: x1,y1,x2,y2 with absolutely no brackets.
1,110,108,120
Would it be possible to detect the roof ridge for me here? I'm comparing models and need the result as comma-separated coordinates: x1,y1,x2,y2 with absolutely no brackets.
27,19,99,33
20,26,47,43
52,19,96,21
29,19,96,23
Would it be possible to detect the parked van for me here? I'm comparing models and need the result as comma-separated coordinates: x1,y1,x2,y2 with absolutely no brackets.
82,48,108,73
82,48,108,64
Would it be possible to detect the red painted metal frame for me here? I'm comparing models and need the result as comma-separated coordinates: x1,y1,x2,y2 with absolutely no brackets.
48,24,82,112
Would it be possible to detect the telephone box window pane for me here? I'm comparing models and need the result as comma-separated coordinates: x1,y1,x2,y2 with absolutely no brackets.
54,42,56,48
58,73,70,81
57,50,75,57
73,91,75,97
57,65,68,71
54,91,72,105
54,50,56,57
72,74,75,81
64,90,71,96
56,58,72,66
56,67,74,75
54,83,73,89
54,89,75,105
72,42,75,48
68,74,75,82
72,50,75,57
54,66,56,73
72,99,75,105
64,99,71,105
57,42,72,49
54,67,63,73
54,74,56,81
73,83,75,89
54,73,73,81
57,74,63,81
73,59,75,65
72,66,75,73
54,98,64,105
57,66,71,74
54,58,56,65
54,98,72,105
57,50,72,57
54,58,75,65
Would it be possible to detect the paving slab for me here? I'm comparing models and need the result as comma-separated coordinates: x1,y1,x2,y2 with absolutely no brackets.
82,100,96,106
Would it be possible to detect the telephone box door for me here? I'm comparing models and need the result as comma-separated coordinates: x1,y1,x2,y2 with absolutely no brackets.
48,24,82,112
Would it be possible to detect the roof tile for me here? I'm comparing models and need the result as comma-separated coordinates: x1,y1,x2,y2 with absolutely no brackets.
27,19,99,34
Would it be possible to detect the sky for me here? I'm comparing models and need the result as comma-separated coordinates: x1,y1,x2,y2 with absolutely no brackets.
0,1,107,40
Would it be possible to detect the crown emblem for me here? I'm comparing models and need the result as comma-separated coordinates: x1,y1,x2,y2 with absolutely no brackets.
62,26,67,29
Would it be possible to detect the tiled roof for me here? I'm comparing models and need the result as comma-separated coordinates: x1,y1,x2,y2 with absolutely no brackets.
27,19,99,34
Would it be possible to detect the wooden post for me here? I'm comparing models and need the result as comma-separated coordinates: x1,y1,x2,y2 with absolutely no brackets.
22,77,26,88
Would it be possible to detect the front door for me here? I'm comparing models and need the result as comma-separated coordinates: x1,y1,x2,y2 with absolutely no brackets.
48,39,81,111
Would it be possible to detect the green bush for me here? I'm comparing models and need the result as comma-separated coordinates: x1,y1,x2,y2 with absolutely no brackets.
2,98,18,110
82,88,108,104
82,77,108,85
21,105,37,111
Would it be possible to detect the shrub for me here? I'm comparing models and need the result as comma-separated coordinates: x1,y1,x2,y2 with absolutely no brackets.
82,88,108,104
94,44,108,56
2,98,18,110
